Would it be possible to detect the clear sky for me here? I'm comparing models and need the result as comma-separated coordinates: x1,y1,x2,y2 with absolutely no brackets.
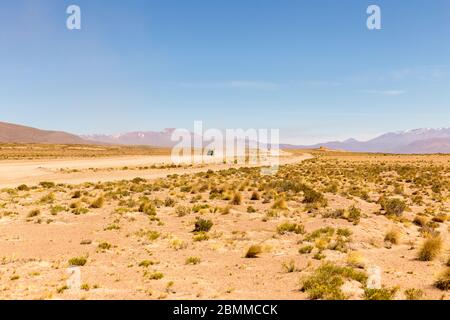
1,0,449,144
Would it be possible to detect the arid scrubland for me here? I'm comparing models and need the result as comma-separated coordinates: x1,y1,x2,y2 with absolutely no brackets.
0,143,171,160
0,151,448,300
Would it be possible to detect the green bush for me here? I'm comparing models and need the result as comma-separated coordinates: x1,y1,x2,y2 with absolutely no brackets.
364,287,398,300
347,206,361,224
39,181,55,189
302,187,326,205
301,263,367,300
68,256,87,266
299,245,314,254
277,222,305,235
193,218,213,233
139,201,157,215
404,288,424,300
379,197,406,216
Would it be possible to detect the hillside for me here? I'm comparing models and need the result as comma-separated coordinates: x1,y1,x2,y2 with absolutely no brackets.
0,121,88,144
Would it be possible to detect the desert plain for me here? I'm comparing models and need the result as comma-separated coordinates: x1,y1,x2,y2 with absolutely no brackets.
0,144,448,300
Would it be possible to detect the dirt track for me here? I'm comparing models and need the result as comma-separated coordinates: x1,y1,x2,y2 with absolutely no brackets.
0,153,314,188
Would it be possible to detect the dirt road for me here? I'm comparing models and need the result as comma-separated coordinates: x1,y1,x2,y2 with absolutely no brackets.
0,153,313,188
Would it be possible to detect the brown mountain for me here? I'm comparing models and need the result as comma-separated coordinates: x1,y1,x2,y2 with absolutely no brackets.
0,121,88,144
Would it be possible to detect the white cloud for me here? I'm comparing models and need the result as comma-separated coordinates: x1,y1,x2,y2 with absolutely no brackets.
362,89,406,96
299,80,342,88
391,65,448,81
176,80,279,90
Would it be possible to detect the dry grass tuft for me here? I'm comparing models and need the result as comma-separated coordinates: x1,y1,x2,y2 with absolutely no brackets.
417,235,443,261
245,244,262,258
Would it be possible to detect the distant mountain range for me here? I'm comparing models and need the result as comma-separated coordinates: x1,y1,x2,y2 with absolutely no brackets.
1,121,449,154
281,128,450,154
82,129,180,147
83,127,450,154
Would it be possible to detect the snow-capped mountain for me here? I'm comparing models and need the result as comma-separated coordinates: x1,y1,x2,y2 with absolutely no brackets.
82,129,180,147
283,127,450,154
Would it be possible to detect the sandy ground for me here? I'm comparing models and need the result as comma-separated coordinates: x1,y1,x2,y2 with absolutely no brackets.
0,153,312,189
0,152,447,300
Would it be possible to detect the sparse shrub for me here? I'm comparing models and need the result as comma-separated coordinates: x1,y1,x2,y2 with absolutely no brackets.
282,260,296,273
39,181,55,189
384,229,401,245
72,207,89,215
193,218,213,233
139,260,155,267
336,228,352,237
327,208,345,219
230,192,242,205
81,283,90,291
70,201,80,209
364,287,398,300
300,263,367,300
404,288,424,300
304,227,335,242
272,197,288,210
90,196,104,209
192,203,210,213
164,197,176,207
185,256,201,265
169,238,187,250
104,223,120,231
193,232,209,242
132,177,146,184
175,205,190,217
417,235,443,261
250,191,260,201
139,201,157,216
313,252,326,260
50,205,66,215
98,242,111,250
17,184,29,191
434,268,450,291
277,222,305,235
220,205,231,215
432,213,447,223
413,215,428,227
68,256,87,266
346,251,366,268
379,197,406,216
28,209,40,218
247,206,256,213
147,271,164,280
72,190,82,199
347,206,361,224
302,187,326,206
140,230,160,241
299,245,314,254
57,285,69,294
245,245,262,258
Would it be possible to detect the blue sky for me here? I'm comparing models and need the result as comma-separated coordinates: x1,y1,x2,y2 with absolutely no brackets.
0,0,449,144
